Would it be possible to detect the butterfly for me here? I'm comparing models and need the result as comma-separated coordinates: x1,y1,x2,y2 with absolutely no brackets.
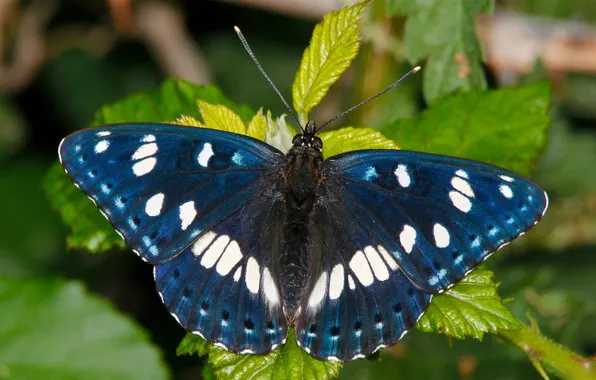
58,28,548,362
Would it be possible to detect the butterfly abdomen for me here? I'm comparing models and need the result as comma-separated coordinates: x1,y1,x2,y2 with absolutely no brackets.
279,146,324,316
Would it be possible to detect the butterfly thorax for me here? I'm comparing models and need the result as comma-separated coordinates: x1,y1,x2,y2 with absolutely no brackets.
280,142,324,317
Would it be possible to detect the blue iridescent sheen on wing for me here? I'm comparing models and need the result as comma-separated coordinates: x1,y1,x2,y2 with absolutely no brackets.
59,121,548,362
154,194,288,353
59,123,288,353
59,123,283,263
295,190,432,361
326,150,548,293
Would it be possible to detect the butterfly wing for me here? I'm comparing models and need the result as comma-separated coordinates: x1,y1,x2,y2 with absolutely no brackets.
326,149,548,293
59,123,283,263
295,149,547,361
153,190,288,353
59,123,288,353
295,184,432,361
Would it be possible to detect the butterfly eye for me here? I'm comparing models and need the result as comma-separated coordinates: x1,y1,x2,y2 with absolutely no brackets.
292,134,303,146
312,136,323,150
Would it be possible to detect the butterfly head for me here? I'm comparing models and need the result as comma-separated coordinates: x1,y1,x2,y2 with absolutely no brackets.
292,121,322,150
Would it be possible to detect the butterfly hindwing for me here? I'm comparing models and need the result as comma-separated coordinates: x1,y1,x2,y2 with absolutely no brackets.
154,190,288,353
326,150,548,293
295,187,432,361
59,123,284,264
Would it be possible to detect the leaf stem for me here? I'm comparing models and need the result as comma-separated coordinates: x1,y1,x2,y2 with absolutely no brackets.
499,324,596,379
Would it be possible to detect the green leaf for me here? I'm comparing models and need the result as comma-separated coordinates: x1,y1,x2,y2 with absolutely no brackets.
0,160,64,276
319,126,399,158
198,100,247,134
534,114,596,195
392,0,493,103
46,79,254,254
292,2,367,122
177,330,341,379
175,115,206,128
417,269,521,340
247,108,267,141
208,329,341,380
93,79,253,125
384,0,412,15
0,277,168,379
177,333,210,358
44,164,126,254
382,82,551,174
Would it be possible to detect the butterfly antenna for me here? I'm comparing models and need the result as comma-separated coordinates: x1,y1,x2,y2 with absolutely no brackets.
316,66,421,132
234,26,304,132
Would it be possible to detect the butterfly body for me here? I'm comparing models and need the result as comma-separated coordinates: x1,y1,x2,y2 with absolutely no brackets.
279,143,325,315
59,121,547,361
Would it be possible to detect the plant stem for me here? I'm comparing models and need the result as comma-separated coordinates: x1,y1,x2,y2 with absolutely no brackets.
500,324,596,380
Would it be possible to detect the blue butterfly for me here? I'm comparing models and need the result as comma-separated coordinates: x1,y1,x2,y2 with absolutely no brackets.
58,29,548,362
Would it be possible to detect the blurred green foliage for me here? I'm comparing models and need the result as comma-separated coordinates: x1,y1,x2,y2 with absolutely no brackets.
0,0,595,379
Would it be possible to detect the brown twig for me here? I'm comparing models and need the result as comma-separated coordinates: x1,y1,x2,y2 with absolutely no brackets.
0,0,56,92
134,1,212,85
217,0,343,20
477,11,596,84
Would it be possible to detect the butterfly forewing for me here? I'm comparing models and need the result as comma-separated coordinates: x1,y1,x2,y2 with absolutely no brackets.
59,123,284,264
326,150,548,293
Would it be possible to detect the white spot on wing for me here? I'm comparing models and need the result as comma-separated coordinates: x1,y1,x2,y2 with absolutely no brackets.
145,193,165,216
394,164,411,187
198,143,214,167
455,169,468,179
201,235,230,268
364,246,389,281
349,251,374,286
451,176,474,197
245,257,260,294
348,275,355,290
94,140,109,153
500,184,513,198
433,223,450,248
233,267,242,282
97,131,111,137
192,231,217,256
142,134,156,143
377,245,399,270
133,157,157,176
132,143,158,160
216,240,243,275
328,264,345,300
262,267,280,305
307,271,328,308
179,201,197,230
500,175,514,182
399,225,416,254
449,191,472,213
